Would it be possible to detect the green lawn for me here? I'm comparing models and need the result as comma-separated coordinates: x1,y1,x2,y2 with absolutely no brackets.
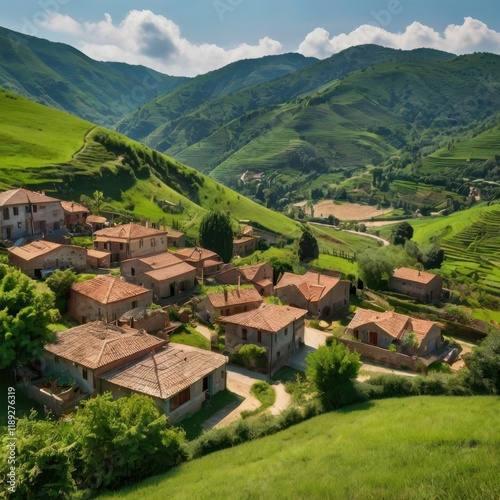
102,396,500,499
169,325,210,350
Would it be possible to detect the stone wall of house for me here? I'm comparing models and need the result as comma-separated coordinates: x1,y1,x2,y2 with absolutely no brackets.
338,337,418,370
388,276,443,302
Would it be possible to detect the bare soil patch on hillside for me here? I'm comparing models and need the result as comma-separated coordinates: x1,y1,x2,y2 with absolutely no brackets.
314,201,393,221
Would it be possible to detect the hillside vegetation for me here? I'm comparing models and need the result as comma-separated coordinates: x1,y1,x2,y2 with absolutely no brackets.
0,88,300,238
103,397,500,499
0,26,187,127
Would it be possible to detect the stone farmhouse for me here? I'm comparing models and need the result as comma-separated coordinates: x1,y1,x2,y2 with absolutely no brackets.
218,303,307,376
69,275,152,324
93,223,169,263
61,201,89,229
8,240,87,278
166,229,185,248
174,247,223,277
388,267,443,302
345,308,443,357
275,271,350,317
214,262,274,296
0,188,64,241
232,235,259,257
41,321,226,421
198,287,264,323
121,252,197,301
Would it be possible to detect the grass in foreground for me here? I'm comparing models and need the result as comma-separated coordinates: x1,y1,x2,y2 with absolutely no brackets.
102,396,500,499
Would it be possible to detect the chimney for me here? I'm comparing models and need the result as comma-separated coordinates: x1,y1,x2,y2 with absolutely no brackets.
224,287,228,302
317,272,321,284
238,275,241,292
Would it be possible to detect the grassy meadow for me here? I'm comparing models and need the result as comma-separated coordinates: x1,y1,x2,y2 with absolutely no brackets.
102,396,500,499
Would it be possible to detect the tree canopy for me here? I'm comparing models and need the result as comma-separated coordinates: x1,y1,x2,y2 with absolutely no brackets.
391,221,414,245
199,210,233,263
298,229,319,261
0,265,59,369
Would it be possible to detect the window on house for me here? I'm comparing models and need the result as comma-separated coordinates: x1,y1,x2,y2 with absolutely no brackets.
25,206,30,214
284,327,288,336
54,356,59,364
257,330,262,343
139,239,144,248
277,351,281,358
132,301,138,309
82,368,88,380
151,238,155,247
221,371,224,379
170,387,191,411
202,376,209,392
32,205,37,213
2,208,9,220
103,242,108,251
226,308,230,316
17,222,22,229
120,243,124,250
13,207,19,216
242,328,247,340
131,267,135,277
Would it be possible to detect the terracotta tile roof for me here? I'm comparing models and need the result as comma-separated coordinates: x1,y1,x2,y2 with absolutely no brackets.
125,252,184,269
208,288,263,308
71,275,151,303
0,188,61,206
240,263,271,282
392,267,439,285
94,223,168,240
45,321,165,370
86,215,107,224
219,303,306,333
166,230,184,239
203,259,223,268
233,236,256,245
145,262,197,281
8,240,61,260
174,247,220,263
347,309,411,339
215,266,246,285
347,308,437,344
60,201,89,213
275,271,341,302
87,249,111,259
254,279,273,289
99,343,226,400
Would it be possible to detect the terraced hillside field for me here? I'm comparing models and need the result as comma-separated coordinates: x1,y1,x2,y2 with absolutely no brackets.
391,204,500,295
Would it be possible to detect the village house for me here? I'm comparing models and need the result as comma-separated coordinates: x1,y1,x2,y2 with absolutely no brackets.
40,321,226,420
42,322,165,397
68,275,153,324
60,201,89,229
232,235,259,257
214,262,274,296
0,188,64,241
8,240,87,278
174,247,223,277
198,287,264,323
93,223,169,263
275,271,350,317
218,303,307,376
118,306,175,337
388,267,443,302
121,252,197,300
86,214,107,232
166,229,185,248
345,308,443,357
99,343,227,423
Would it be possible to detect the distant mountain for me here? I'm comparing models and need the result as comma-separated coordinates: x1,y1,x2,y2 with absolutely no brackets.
121,45,454,156
0,26,188,127
115,52,318,140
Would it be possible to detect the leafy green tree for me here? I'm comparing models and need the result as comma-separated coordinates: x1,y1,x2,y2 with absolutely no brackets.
0,414,76,498
305,341,361,408
199,210,233,263
391,221,414,245
298,229,319,261
357,247,395,289
80,190,104,215
46,269,77,299
421,244,445,269
69,393,186,490
462,329,500,394
0,265,59,369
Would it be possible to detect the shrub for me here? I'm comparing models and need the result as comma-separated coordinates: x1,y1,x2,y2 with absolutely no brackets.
413,374,449,395
366,374,416,398
238,344,268,369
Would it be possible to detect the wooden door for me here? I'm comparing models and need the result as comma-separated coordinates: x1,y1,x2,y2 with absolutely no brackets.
369,331,378,346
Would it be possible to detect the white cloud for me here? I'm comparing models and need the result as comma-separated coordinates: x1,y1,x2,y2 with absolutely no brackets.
298,18,500,58
41,10,283,76
40,13,82,37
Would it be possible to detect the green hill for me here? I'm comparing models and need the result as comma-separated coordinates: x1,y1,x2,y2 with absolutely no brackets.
115,52,318,140
0,88,299,239
177,54,500,190
0,26,188,127
102,396,500,499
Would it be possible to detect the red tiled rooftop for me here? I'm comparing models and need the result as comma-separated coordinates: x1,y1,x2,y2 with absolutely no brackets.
392,267,439,285
275,271,341,302
208,288,263,308
145,262,197,281
0,188,61,206
8,240,61,260
61,200,89,213
218,303,306,333
174,247,220,262
94,223,168,240
71,275,150,303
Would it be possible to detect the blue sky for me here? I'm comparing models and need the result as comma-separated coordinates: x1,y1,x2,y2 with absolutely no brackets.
2,1,500,75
